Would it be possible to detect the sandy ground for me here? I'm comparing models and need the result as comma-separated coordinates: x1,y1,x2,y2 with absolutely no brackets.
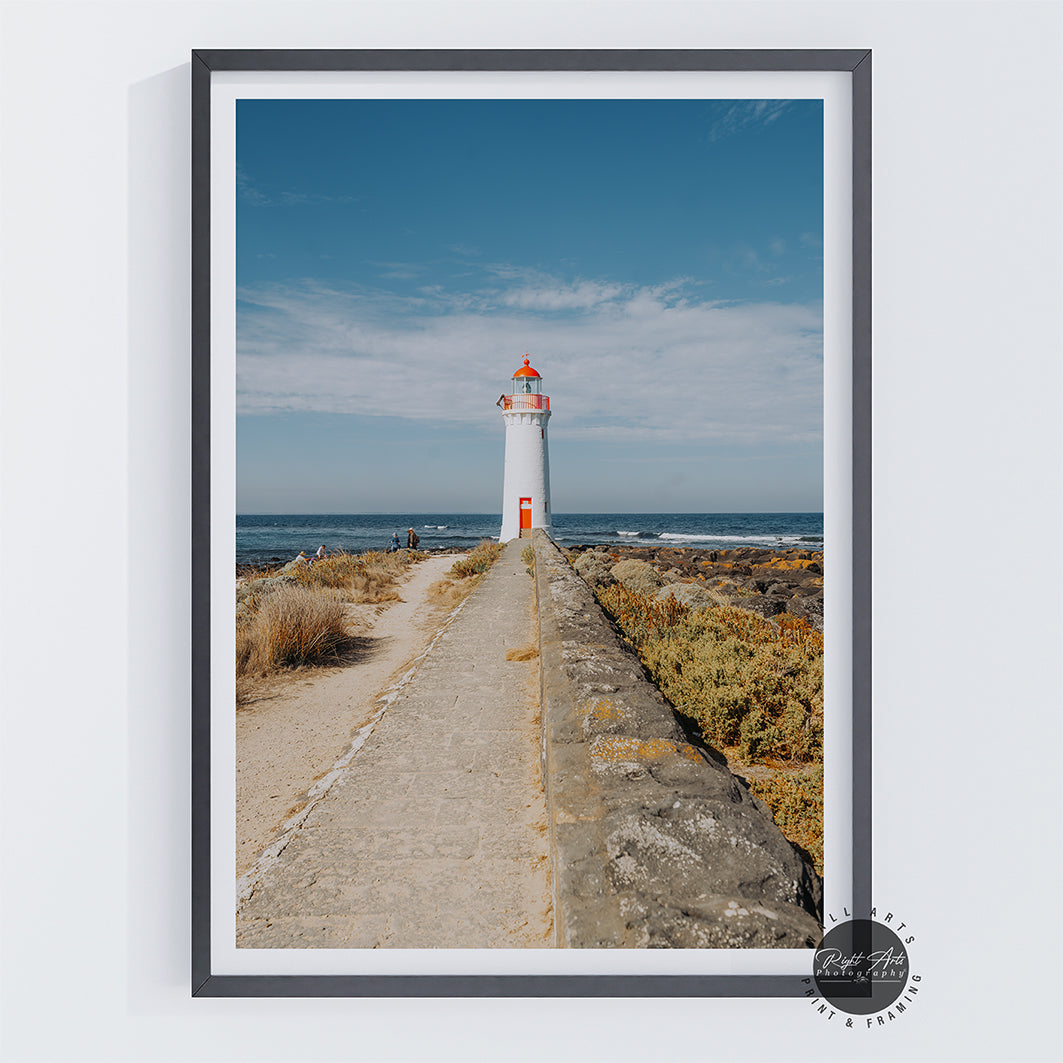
235,552,466,875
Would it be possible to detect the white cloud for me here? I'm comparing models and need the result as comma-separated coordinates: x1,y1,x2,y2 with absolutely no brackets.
236,165,270,205
497,278,626,311
236,273,822,445
706,100,794,143
237,165,358,206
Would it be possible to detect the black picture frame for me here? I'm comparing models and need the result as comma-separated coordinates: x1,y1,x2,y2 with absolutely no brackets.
192,47,871,998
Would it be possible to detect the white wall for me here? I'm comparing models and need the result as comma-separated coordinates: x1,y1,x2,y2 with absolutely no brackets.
500,414,552,540
1,2,1060,1061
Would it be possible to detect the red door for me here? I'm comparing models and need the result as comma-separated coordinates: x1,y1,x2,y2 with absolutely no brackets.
519,497,532,531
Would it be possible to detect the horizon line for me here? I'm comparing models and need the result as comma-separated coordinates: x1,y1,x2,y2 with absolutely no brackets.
236,509,825,517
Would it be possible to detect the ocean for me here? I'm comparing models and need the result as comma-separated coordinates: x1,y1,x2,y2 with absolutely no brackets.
236,513,824,567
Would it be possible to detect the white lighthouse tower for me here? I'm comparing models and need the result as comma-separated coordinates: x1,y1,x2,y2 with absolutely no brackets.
499,354,552,542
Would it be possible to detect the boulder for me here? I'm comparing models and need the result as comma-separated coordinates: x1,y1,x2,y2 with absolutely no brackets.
652,582,715,611
733,595,788,619
569,542,823,632
573,550,616,589
235,572,299,606
785,595,824,631
610,559,663,596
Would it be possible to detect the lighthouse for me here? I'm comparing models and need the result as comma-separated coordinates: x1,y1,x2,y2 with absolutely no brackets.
498,354,552,542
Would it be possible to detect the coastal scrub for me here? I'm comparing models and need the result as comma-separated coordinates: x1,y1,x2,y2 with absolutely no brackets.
290,549,409,601
448,539,503,579
236,549,420,697
595,581,824,873
427,540,507,610
237,585,349,675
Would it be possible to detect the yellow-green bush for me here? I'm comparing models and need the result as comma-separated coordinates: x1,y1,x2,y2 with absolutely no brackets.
646,611,823,763
595,582,824,874
597,582,690,648
597,585,823,763
746,766,823,873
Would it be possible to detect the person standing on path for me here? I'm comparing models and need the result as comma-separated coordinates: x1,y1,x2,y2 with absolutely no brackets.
407,528,420,549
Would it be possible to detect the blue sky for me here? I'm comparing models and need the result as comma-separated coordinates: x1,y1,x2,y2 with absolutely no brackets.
236,98,823,513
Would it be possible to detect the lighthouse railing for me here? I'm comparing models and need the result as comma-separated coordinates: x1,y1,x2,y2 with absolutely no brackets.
503,394,550,411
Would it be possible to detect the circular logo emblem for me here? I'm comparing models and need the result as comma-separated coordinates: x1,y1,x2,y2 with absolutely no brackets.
813,919,911,1015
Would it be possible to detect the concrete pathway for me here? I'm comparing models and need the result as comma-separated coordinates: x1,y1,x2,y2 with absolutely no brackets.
236,551,466,877
236,540,553,948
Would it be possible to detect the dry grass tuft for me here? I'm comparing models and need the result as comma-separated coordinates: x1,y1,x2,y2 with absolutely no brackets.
422,543,506,612
290,550,411,602
235,548,423,699
506,645,539,661
427,578,469,610
235,674,264,707
448,540,503,579
237,584,350,676
238,562,283,582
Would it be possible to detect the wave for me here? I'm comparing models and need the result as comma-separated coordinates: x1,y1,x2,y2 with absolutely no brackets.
657,532,809,543
424,525,449,530
558,530,822,547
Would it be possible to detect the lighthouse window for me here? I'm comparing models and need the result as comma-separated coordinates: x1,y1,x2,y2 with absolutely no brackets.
522,379,532,393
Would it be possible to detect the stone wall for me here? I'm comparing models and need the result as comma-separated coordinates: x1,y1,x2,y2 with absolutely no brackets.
530,530,823,949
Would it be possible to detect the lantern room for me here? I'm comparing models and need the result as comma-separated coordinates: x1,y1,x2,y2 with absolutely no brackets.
512,355,542,395
502,356,549,411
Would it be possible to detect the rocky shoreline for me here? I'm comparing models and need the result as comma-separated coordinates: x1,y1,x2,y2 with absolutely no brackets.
238,543,825,632
563,543,824,631
533,532,823,946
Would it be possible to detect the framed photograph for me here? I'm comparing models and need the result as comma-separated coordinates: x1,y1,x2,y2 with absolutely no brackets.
192,48,871,997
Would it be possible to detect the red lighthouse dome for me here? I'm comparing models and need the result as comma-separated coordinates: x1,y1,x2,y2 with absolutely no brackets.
512,355,541,379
